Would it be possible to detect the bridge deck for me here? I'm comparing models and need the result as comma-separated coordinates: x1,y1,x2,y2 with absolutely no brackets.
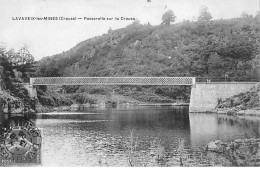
30,77,195,86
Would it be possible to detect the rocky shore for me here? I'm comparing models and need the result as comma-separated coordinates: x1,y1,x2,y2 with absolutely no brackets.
216,108,260,116
216,83,260,116
204,138,260,166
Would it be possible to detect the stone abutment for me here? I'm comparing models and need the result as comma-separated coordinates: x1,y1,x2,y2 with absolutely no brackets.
189,82,258,113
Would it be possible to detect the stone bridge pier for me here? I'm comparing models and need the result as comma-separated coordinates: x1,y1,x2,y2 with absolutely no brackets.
24,84,38,112
24,84,37,98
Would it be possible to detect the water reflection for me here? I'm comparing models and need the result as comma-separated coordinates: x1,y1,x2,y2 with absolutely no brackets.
36,106,193,166
3,106,260,166
189,113,260,148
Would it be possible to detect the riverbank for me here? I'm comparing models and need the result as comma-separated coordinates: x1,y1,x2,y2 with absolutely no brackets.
204,138,260,166
138,103,189,106
216,108,260,117
215,83,260,116
35,102,189,113
33,92,188,113
37,84,190,108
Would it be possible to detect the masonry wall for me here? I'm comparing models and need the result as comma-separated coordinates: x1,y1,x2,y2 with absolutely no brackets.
189,82,258,112
24,85,37,98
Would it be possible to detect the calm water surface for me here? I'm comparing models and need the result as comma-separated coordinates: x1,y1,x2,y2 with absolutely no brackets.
34,106,260,166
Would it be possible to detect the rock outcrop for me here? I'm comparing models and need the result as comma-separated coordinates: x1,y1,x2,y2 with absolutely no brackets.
218,84,260,109
216,83,260,116
205,138,260,166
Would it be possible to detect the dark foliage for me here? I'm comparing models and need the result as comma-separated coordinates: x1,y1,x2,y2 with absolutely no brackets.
0,45,36,109
35,16,260,102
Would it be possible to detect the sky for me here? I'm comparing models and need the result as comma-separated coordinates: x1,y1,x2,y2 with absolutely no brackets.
0,0,259,60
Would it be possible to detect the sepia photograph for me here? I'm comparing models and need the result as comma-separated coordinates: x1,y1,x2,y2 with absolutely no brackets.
0,0,260,167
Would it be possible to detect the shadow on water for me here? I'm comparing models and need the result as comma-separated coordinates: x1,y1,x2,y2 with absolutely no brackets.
0,113,37,129
37,106,190,133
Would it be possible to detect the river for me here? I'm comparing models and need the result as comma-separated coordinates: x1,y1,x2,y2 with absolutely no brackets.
32,106,260,166
2,106,260,166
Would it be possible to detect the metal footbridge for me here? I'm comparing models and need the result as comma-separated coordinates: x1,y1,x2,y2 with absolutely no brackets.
29,77,196,86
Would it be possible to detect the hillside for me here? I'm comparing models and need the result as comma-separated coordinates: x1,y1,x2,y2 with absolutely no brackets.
216,83,260,115
35,16,260,106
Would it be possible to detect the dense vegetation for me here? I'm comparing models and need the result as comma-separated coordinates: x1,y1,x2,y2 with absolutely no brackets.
0,45,36,110
35,11,260,105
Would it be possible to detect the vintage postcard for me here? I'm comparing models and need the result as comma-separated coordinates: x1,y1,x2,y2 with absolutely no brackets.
0,0,260,167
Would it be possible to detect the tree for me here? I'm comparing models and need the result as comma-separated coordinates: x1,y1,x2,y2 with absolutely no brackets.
198,6,212,22
108,27,112,34
132,19,140,25
11,45,34,66
0,46,15,90
162,9,176,25
241,11,253,19
255,11,260,23
0,45,37,111
207,53,225,77
0,45,35,91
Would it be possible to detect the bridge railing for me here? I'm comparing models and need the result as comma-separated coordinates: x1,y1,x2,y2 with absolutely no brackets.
196,77,259,83
30,77,196,86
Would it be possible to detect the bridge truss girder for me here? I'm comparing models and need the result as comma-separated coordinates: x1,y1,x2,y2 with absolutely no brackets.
30,77,196,86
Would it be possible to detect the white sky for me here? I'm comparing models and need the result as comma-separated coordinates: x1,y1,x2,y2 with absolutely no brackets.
0,0,259,60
